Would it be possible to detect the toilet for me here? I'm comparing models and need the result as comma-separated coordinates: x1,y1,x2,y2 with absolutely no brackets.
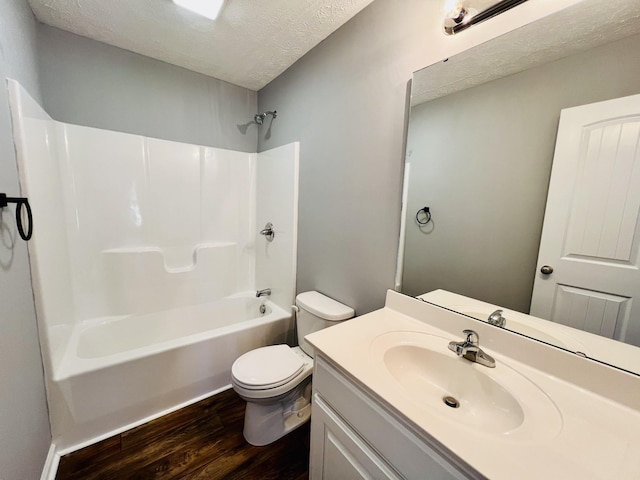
231,291,354,446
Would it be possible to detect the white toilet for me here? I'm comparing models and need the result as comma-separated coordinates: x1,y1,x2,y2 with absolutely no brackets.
231,291,354,446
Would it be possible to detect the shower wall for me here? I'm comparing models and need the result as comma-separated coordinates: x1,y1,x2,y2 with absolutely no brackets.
60,125,256,321
9,80,298,376
256,143,299,309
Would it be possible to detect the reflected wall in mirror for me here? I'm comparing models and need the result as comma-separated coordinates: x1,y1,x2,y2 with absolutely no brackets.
399,0,640,375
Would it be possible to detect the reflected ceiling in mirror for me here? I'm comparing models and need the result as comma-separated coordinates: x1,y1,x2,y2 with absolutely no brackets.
412,0,640,106
399,0,640,376
443,0,530,36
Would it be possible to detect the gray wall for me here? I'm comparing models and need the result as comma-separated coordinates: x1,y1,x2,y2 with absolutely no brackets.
256,0,636,315
257,0,434,314
37,25,258,152
0,1,52,478
402,34,640,312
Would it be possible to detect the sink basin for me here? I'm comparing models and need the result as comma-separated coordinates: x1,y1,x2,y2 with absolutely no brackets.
370,331,562,441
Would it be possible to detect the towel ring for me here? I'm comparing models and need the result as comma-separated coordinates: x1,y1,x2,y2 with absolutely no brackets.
0,193,33,241
416,206,432,226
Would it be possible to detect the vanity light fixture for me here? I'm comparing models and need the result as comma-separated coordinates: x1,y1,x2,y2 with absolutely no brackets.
443,0,529,35
173,0,224,21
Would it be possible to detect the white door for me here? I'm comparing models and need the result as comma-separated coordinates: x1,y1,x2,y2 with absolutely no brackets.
530,94,640,347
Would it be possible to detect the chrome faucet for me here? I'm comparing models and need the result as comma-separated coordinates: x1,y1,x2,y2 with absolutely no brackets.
448,329,496,368
488,309,506,328
256,288,271,298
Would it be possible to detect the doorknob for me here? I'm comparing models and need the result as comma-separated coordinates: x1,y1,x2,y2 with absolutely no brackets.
259,222,275,242
540,265,554,275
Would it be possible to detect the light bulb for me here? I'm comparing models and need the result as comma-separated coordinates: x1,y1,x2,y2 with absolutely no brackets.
443,0,464,18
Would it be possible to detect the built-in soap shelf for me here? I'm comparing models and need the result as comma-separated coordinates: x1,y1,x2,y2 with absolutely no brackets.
102,242,237,273
100,242,239,315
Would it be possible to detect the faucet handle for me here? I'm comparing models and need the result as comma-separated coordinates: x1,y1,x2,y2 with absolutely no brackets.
462,329,479,346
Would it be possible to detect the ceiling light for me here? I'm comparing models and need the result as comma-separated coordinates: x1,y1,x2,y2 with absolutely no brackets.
443,0,529,35
173,0,224,21
442,0,464,17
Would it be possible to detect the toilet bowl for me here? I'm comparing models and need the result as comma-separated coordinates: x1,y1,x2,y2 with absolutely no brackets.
231,291,354,446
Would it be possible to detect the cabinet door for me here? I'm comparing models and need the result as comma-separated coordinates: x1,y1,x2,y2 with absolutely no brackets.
311,395,401,480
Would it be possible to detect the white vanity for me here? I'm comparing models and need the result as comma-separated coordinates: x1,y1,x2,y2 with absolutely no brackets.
305,291,640,479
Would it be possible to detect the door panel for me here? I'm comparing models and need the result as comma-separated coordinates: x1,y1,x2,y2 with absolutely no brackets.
531,94,640,347
551,285,631,341
564,119,640,263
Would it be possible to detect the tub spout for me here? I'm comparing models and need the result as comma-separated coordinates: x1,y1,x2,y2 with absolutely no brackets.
256,288,271,298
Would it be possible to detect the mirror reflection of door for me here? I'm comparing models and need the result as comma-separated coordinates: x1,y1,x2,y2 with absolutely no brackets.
399,22,640,372
531,94,640,346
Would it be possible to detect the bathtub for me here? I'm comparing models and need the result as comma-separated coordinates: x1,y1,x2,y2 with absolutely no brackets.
48,294,293,452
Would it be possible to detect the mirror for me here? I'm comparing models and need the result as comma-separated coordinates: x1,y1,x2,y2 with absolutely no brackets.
398,0,640,375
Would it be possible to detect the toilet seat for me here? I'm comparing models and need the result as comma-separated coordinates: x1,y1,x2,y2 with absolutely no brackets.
231,345,313,400
232,345,305,390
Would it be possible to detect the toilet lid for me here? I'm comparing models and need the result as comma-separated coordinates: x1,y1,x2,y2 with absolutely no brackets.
232,345,304,389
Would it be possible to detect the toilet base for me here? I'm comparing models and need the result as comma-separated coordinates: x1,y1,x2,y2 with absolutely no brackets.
242,381,312,446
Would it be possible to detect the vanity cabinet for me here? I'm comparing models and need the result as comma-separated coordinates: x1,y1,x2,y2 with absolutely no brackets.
310,355,476,480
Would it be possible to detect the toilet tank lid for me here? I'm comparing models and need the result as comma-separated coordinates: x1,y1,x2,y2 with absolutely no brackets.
295,291,355,321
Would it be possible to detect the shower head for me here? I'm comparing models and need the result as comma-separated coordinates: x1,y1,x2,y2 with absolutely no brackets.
254,110,277,125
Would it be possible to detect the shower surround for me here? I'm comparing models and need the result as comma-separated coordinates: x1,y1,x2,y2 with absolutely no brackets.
8,80,299,452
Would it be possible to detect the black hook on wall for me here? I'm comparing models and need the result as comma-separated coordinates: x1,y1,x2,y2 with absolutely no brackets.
0,193,33,241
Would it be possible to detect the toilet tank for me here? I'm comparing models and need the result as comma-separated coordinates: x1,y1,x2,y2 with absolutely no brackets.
295,291,354,357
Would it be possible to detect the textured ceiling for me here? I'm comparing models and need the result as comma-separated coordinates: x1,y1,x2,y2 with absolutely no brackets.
28,0,375,91
412,0,640,106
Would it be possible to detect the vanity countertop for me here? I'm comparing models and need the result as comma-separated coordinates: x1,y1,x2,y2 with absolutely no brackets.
305,290,640,480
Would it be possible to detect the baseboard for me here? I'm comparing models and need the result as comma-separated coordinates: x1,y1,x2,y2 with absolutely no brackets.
40,443,60,480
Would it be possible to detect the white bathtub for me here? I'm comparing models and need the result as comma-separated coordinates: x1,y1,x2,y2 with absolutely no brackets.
8,83,301,457
48,294,293,452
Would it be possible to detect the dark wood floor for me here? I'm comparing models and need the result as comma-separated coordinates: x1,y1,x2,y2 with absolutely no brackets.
56,389,310,480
